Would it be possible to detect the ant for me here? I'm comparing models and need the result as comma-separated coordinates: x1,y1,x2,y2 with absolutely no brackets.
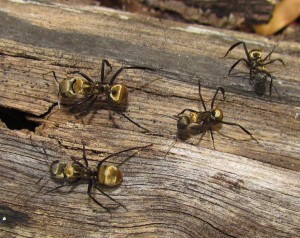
48,143,152,212
175,81,255,149
46,59,156,131
223,41,284,96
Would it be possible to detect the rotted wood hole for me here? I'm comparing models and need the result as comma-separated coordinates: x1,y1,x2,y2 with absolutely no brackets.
0,1,299,237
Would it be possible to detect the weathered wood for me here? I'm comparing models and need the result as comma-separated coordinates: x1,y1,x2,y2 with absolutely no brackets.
143,0,274,25
0,1,300,237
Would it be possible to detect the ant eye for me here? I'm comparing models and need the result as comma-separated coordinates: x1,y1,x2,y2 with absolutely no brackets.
109,84,128,104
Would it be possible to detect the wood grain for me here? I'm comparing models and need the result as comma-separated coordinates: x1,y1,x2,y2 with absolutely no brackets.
0,1,299,237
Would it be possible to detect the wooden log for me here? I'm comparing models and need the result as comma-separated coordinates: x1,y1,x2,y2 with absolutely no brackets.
143,0,274,26
0,1,299,237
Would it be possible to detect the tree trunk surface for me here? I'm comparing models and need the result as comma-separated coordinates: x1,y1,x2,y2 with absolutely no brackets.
0,1,299,237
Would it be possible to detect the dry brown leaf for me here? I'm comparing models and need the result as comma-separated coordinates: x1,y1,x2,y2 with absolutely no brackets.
254,0,300,36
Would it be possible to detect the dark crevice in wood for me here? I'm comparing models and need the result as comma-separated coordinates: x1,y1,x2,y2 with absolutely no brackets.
0,106,41,131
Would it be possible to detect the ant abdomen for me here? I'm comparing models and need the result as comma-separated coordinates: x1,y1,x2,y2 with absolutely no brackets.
109,84,128,105
98,165,123,187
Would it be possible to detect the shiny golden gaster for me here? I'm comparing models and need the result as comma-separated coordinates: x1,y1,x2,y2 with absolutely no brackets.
109,84,128,104
98,165,123,186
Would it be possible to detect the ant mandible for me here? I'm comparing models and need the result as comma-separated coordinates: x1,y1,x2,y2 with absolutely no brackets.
176,81,255,149
223,41,284,96
48,143,152,213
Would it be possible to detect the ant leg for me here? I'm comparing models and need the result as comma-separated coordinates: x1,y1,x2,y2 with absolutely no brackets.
70,156,87,168
70,94,95,112
116,111,149,133
198,80,207,111
68,71,96,86
71,95,98,118
261,59,285,66
97,144,152,169
264,72,282,99
211,87,225,109
95,186,127,211
87,180,111,213
43,71,62,108
109,66,156,85
100,59,112,83
228,59,251,75
177,109,198,117
262,46,275,61
224,41,252,63
30,137,51,185
164,138,177,159
46,178,81,193
221,121,256,141
209,126,216,150
82,144,89,167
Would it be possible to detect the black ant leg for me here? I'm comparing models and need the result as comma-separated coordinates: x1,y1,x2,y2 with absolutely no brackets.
224,41,252,63
70,156,88,168
68,71,96,86
211,87,225,109
94,186,127,211
220,121,256,140
70,94,96,112
228,58,251,75
100,59,112,83
44,71,62,108
97,144,152,169
116,111,149,133
87,179,111,213
261,58,285,66
198,80,207,111
209,126,216,150
177,109,198,117
263,71,275,96
109,66,156,85
45,178,81,193
164,138,177,159
262,46,275,61
70,95,98,118
81,144,89,167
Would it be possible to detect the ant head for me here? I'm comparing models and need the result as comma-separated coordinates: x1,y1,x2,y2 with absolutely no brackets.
109,84,128,104
59,78,84,97
50,160,67,179
177,115,190,130
98,165,123,187
249,50,262,61
211,108,223,122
